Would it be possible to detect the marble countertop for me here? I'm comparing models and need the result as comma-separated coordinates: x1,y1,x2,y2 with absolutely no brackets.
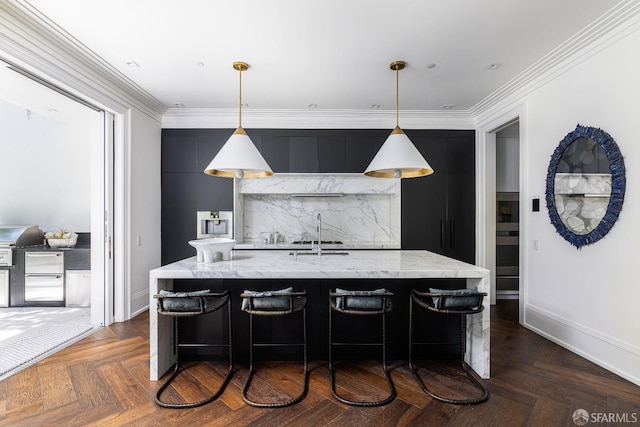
233,242,400,250
150,249,489,280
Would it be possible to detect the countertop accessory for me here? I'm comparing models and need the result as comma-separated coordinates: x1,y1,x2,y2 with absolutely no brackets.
203,61,273,179
188,237,235,262
365,60,434,178
45,229,77,248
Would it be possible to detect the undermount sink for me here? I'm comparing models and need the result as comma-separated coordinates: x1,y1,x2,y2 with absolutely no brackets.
189,237,236,262
289,251,349,256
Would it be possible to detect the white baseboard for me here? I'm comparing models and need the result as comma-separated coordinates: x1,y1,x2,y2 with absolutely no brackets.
524,303,640,387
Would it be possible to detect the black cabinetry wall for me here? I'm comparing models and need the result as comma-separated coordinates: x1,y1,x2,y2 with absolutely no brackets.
401,131,476,263
161,128,474,264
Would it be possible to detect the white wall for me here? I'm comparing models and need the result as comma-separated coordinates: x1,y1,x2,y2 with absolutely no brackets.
507,26,640,384
496,123,519,192
128,108,161,316
0,99,98,233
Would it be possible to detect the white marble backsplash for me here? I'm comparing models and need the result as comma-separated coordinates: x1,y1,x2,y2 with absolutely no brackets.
234,174,401,247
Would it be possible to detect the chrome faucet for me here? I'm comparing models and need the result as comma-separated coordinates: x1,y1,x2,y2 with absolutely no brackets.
317,213,322,256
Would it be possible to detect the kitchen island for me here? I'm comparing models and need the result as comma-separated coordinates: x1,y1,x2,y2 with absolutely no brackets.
149,250,490,381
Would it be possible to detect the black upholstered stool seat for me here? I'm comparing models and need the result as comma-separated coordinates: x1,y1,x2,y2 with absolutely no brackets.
240,288,309,408
153,289,233,408
409,288,489,405
328,288,396,407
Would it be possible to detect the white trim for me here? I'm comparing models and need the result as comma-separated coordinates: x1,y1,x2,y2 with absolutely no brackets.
471,0,640,120
0,1,165,120
476,105,526,308
112,111,130,322
525,303,640,386
162,108,475,130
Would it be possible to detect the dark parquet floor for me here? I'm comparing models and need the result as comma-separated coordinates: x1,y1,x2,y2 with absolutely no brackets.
1,300,639,426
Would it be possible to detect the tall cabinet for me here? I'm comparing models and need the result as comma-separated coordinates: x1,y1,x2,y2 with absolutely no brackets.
161,128,475,264
401,131,475,264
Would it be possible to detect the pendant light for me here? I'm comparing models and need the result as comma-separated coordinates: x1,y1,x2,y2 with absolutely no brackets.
204,61,273,179
364,60,434,178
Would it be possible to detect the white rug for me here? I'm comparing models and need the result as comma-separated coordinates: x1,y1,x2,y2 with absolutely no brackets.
0,307,94,379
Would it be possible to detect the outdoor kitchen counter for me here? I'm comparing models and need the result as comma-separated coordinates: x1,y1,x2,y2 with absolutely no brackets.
149,250,490,380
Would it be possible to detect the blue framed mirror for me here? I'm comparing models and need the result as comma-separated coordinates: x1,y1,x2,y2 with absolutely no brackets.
545,124,626,248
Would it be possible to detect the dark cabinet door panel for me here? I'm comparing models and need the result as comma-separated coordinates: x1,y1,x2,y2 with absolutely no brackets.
289,137,318,173
318,135,346,173
162,136,198,173
261,136,290,172
345,132,385,173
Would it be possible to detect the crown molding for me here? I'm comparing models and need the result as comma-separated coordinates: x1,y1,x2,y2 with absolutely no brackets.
471,0,640,123
0,0,166,121
162,108,475,130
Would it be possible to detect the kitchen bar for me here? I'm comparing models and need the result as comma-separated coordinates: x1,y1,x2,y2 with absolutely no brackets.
149,249,490,381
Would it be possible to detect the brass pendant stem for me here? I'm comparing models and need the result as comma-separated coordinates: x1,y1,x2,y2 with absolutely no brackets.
239,66,243,128
233,61,249,129
395,66,399,128
389,61,406,129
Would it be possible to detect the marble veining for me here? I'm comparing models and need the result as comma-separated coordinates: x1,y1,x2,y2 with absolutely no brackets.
234,174,400,247
149,250,490,380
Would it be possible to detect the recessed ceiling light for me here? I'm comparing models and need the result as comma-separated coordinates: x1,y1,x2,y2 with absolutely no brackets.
487,63,502,70
370,104,381,109
173,102,185,108
426,63,436,69
307,103,317,109
441,104,454,110
126,60,139,68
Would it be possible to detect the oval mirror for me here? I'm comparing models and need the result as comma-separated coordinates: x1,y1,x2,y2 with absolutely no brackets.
545,125,626,248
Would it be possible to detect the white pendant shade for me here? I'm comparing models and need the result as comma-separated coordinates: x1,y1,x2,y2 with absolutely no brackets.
204,127,273,178
364,126,434,178
204,61,272,179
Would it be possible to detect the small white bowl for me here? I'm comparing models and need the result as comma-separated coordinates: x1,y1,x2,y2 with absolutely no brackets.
188,238,236,262
47,232,78,248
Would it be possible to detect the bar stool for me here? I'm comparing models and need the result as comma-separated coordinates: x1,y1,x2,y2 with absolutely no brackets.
240,287,309,407
153,289,233,409
409,287,489,405
328,288,396,407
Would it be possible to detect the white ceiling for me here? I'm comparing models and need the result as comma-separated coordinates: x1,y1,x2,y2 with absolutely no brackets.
15,0,623,113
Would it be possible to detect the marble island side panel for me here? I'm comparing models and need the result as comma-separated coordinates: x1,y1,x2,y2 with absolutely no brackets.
149,250,490,380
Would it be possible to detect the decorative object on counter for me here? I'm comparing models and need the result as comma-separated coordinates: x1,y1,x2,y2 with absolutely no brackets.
188,237,236,262
329,288,396,406
365,60,434,179
409,288,489,405
45,228,77,248
240,288,308,407
545,124,626,249
203,61,273,179
153,289,233,408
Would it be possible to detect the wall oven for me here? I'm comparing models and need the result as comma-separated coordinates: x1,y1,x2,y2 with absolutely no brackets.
24,251,64,305
496,192,519,299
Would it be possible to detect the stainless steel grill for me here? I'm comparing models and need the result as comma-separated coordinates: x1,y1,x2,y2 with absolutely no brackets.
0,225,44,266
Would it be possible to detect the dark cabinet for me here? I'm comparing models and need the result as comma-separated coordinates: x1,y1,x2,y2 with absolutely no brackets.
401,131,475,264
161,128,475,264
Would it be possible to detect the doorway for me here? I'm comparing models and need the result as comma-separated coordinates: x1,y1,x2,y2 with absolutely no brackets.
495,122,520,300
0,59,112,374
